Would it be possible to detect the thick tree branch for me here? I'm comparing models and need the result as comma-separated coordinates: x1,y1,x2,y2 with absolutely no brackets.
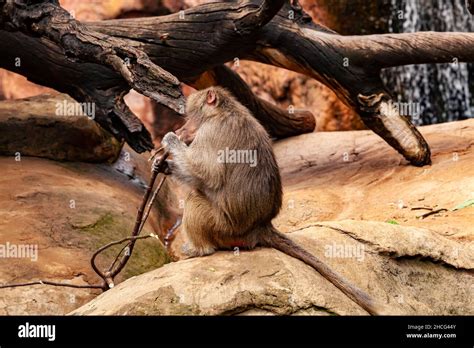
0,0,185,152
0,29,152,152
1,0,473,165
1,0,184,112
332,32,474,69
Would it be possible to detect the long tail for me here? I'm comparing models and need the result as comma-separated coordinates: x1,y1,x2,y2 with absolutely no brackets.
260,228,387,315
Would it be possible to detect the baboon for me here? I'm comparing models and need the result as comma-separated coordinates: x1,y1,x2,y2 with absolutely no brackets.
161,86,387,315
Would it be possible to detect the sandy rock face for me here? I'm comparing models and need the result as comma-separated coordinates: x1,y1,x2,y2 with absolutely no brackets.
0,146,173,315
273,119,474,241
71,221,473,316
0,94,122,163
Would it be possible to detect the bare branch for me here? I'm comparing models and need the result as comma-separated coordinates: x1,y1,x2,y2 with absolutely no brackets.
90,234,160,288
108,153,169,278
0,280,103,290
90,153,170,289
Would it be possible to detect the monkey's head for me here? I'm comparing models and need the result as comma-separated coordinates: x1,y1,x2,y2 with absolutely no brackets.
186,86,233,120
176,87,233,145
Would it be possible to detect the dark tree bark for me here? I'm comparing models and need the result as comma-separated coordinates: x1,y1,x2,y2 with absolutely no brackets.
1,0,473,165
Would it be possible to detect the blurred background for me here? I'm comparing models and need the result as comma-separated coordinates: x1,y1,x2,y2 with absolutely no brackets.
0,0,472,141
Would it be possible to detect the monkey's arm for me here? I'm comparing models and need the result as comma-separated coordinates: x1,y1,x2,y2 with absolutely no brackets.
162,132,224,190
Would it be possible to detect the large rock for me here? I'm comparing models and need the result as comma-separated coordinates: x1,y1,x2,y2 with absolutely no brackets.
0,94,122,163
71,221,473,315
273,119,474,240
0,148,175,315
73,119,474,315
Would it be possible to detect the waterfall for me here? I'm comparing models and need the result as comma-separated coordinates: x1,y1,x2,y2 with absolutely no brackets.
381,0,473,125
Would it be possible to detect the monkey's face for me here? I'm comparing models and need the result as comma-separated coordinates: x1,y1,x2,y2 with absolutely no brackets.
179,88,220,144
175,119,198,145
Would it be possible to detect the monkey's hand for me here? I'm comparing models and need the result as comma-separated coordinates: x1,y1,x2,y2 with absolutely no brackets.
162,132,183,154
163,159,176,175
161,131,198,186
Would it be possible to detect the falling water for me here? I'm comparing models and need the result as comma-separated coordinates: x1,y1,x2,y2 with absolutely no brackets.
381,0,473,125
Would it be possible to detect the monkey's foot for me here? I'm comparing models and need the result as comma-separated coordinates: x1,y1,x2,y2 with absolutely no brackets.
164,217,182,248
181,242,215,258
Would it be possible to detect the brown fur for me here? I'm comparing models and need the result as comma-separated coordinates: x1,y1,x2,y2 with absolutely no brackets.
162,87,387,315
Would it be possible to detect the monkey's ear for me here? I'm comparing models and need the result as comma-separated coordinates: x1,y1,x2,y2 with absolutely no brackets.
206,89,217,105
